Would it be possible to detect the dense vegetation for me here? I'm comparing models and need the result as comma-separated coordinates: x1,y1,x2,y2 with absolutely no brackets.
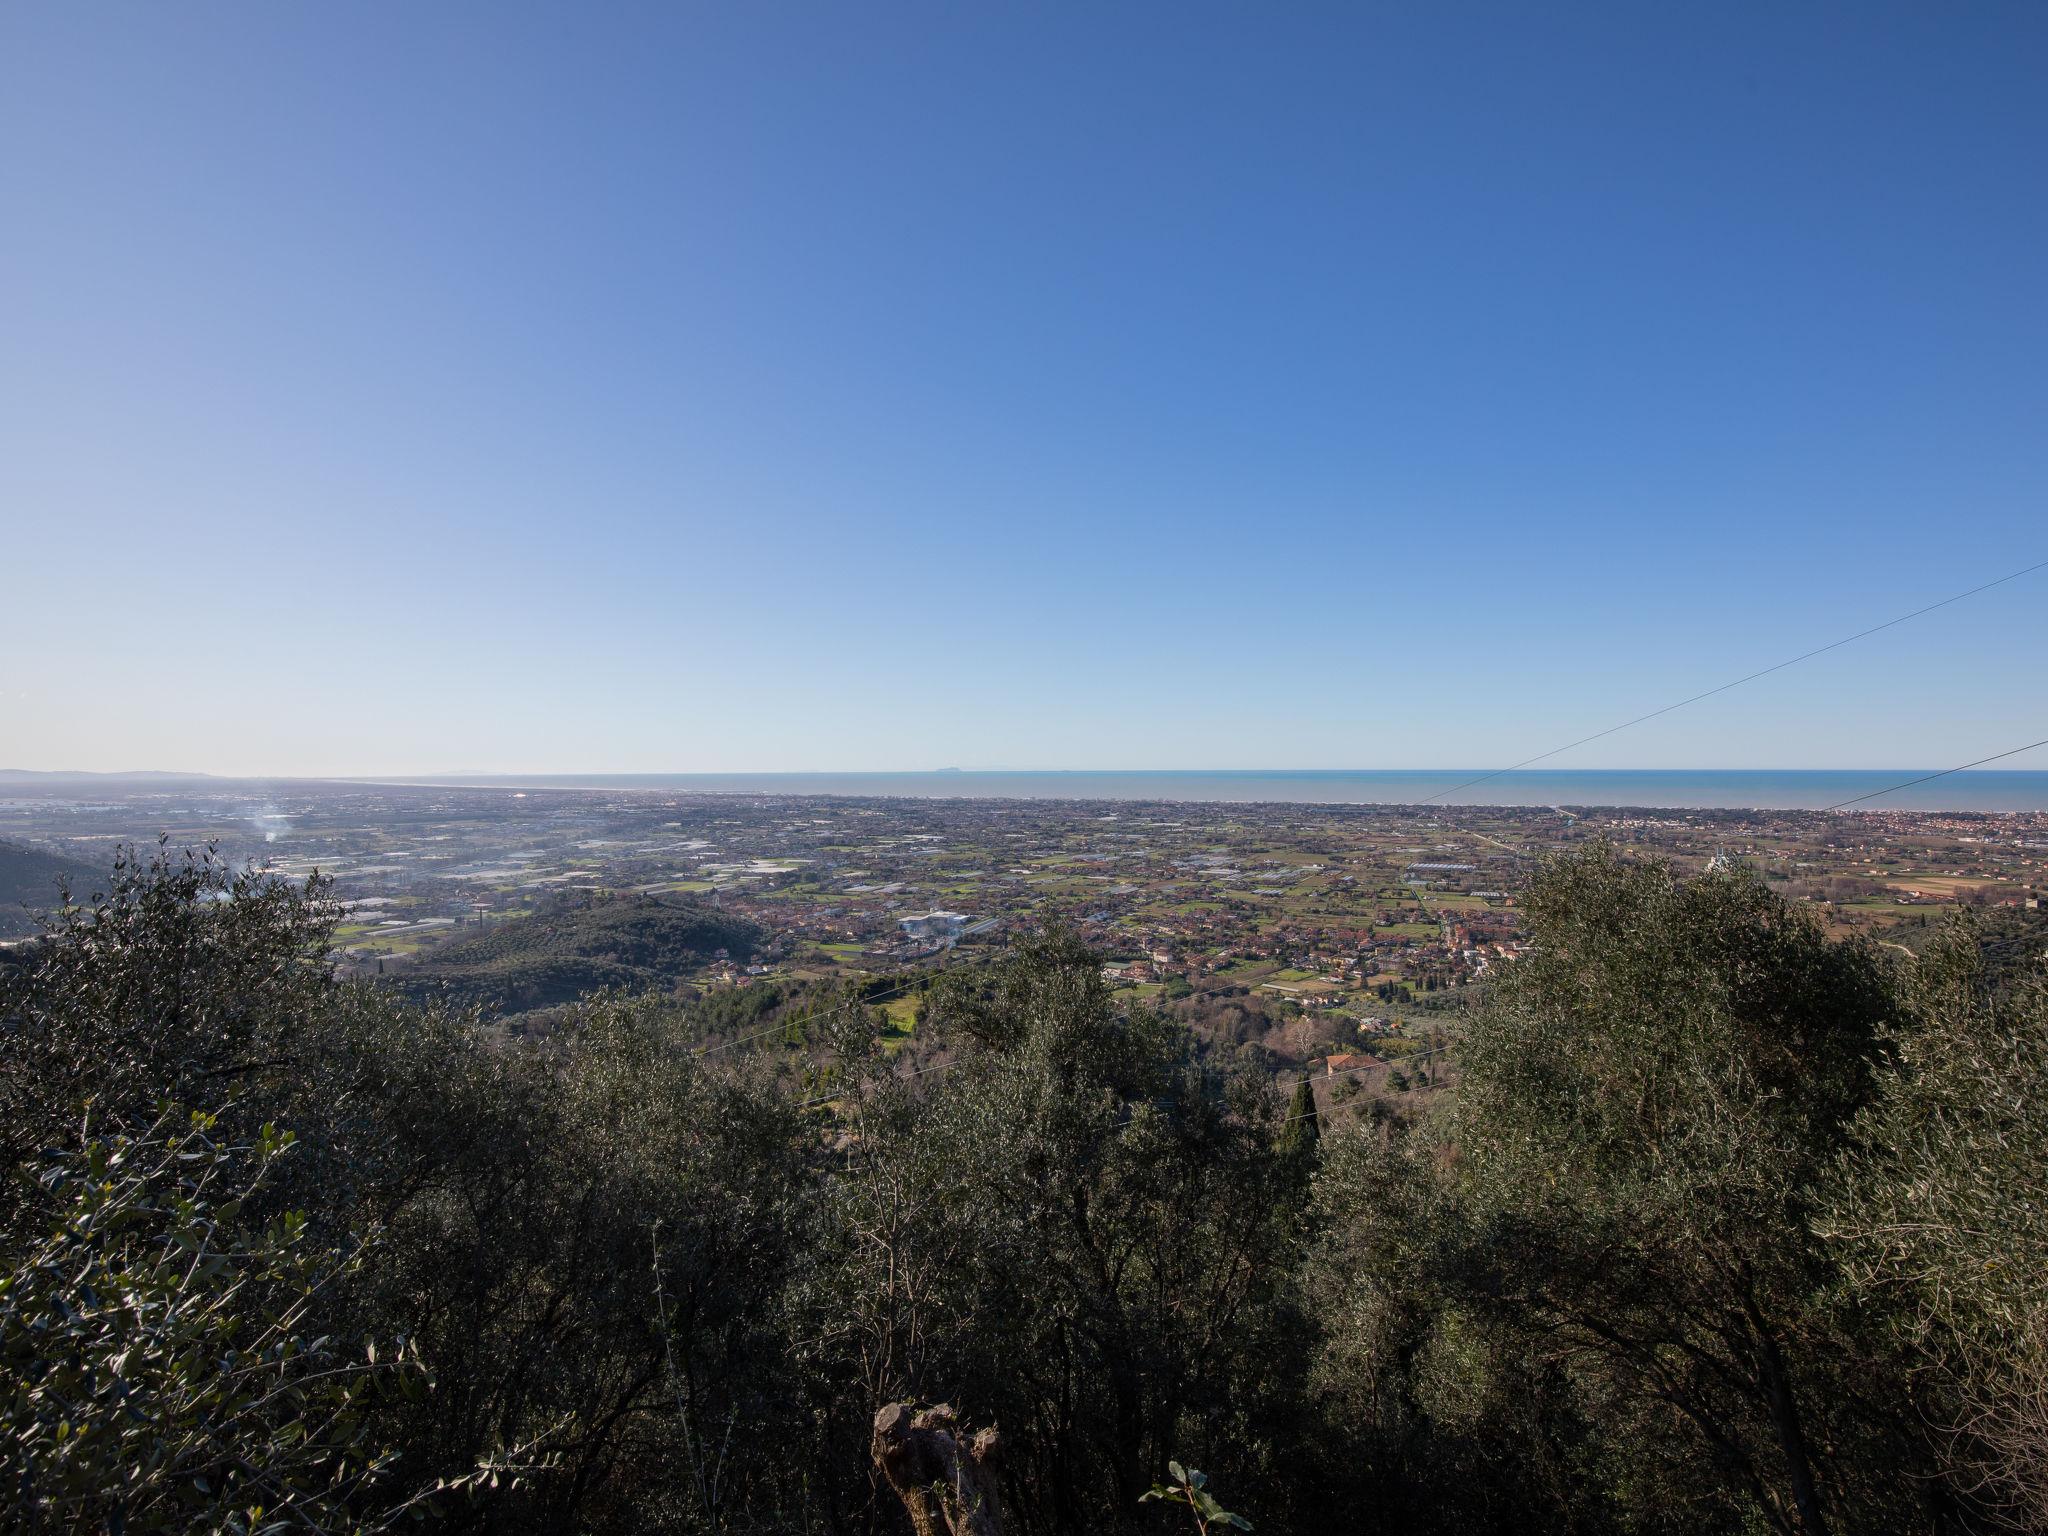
1890,902,2048,999
393,893,763,1012
1,841,2041,1533
0,838,106,938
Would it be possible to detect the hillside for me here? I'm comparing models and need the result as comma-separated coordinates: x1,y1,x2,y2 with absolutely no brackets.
392,894,762,1013
0,839,107,938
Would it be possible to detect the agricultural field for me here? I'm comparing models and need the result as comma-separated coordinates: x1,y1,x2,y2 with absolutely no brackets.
1,778,2040,1065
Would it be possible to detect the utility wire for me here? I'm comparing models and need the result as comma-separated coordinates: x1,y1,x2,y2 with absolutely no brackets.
709,571,2048,1098
1820,736,2048,812
797,1055,957,1110
1416,556,2048,807
692,565,2044,1059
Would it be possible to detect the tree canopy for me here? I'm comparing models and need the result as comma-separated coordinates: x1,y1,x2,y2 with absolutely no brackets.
0,841,2038,1533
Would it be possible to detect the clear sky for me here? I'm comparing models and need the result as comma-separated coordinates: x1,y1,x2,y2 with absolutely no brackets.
3,2,2044,777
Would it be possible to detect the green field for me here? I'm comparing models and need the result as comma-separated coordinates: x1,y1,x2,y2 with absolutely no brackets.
1375,922,1438,939
878,995,918,1053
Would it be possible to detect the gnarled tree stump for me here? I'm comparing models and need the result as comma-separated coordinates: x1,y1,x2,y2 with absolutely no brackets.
871,1402,1003,1536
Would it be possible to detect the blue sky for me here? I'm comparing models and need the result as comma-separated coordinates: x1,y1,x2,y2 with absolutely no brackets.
2,2,2044,776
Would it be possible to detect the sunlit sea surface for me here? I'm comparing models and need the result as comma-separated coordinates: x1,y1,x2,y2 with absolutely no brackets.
401,769,2048,812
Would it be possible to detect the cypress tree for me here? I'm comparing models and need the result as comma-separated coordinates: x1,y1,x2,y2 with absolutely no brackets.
1278,1074,1321,1162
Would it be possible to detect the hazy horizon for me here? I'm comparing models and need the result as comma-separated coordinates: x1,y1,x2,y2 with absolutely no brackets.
8,764,2048,815
8,762,2048,782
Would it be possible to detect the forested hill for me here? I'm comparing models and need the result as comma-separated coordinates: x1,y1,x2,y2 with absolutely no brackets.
0,839,106,938
391,893,762,1013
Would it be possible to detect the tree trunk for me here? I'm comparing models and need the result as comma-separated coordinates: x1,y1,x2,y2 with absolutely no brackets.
1745,1300,1830,1536
872,1402,1004,1536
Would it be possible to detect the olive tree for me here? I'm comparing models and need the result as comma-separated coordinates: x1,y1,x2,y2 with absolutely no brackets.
1825,918,2048,1529
1452,847,1918,1535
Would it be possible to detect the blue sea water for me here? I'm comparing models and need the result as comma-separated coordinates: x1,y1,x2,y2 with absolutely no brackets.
412,769,2048,813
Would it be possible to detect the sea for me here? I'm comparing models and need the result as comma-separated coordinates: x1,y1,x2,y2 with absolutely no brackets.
407,769,2048,813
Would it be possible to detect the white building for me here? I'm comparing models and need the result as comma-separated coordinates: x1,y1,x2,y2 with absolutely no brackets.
899,910,971,942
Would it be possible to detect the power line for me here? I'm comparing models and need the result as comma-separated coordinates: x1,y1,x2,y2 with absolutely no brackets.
713,574,2046,1109
1417,556,2048,807
1820,736,2048,812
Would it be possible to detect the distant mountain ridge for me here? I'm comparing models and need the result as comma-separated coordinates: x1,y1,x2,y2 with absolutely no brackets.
389,893,762,1014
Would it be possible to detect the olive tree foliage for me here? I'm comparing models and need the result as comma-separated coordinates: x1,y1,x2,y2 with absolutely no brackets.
1824,918,2048,1530
1301,1110,1635,1536
0,841,340,1177
1,847,817,1535
11,834,2042,1534
1296,854,2044,1536
1446,846,1924,1536
792,928,1312,1536
254,986,818,1536
0,1106,439,1535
